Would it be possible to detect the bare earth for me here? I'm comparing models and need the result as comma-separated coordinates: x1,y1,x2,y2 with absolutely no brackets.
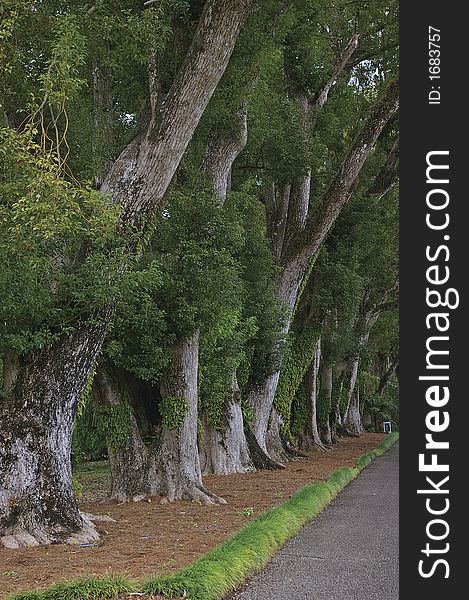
0,433,385,598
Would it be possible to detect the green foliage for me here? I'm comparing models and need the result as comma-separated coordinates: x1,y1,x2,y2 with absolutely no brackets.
71,399,107,466
93,402,133,453
159,395,189,430
290,382,308,437
0,126,122,354
5,575,136,600
273,326,319,436
76,366,96,418
105,185,284,430
358,370,380,397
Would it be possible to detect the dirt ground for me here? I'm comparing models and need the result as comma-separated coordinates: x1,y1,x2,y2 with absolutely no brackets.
0,434,385,598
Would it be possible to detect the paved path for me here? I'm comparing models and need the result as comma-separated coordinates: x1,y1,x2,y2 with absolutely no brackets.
228,443,399,600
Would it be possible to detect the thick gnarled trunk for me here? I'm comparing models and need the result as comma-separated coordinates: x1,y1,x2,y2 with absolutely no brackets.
93,364,153,502
0,324,106,548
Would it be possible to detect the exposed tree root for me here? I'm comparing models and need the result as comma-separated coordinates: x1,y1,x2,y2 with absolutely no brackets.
337,426,360,438
1,515,100,549
245,430,285,470
159,481,226,505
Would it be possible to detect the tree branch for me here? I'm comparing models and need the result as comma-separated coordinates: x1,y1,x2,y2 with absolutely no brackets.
367,137,399,199
101,0,255,229
283,77,399,265
315,33,360,108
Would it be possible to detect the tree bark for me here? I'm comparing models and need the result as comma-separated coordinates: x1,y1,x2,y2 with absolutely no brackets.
200,373,254,475
0,0,254,546
154,331,225,504
0,323,106,548
93,364,153,502
345,388,365,434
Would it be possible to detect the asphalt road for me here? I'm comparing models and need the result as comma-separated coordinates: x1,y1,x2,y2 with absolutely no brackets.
227,442,399,600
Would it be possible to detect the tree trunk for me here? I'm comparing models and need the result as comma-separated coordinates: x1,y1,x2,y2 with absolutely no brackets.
0,324,106,548
318,362,333,446
198,105,254,474
0,0,254,546
93,364,154,502
245,260,305,460
298,338,327,450
345,388,365,434
246,369,281,455
154,331,225,504
200,374,254,475
101,0,255,227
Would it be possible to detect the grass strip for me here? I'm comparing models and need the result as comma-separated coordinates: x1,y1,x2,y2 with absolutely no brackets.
6,433,399,600
5,575,136,600
142,433,399,600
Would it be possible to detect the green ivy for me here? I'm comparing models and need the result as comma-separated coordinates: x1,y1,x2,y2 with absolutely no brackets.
317,381,331,427
292,252,319,319
159,395,189,430
273,326,319,437
76,365,96,418
291,382,309,437
358,370,380,396
94,402,133,453
330,374,345,417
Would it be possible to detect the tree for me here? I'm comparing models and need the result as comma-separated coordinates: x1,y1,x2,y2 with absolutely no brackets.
1,0,255,548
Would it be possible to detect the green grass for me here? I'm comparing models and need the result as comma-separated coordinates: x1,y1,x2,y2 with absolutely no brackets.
6,575,136,600
6,433,399,600
73,461,110,479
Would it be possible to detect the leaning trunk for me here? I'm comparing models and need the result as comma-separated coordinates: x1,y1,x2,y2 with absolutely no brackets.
0,324,106,548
